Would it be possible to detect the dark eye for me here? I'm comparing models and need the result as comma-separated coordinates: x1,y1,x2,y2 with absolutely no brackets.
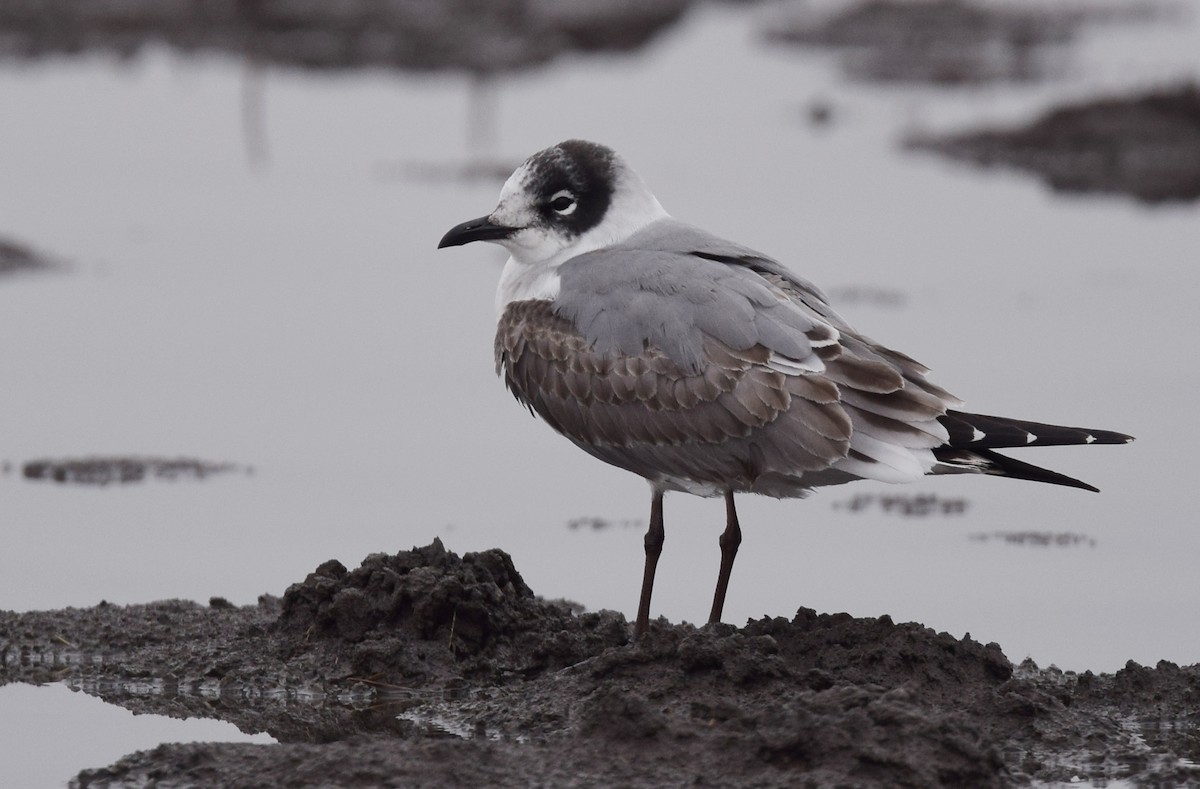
548,190,577,216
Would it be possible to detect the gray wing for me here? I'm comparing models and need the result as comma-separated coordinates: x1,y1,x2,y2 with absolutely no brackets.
498,220,963,492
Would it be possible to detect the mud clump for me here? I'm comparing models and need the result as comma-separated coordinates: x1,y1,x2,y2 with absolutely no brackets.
4,541,1200,787
277,538,629,683
907,83,1200,204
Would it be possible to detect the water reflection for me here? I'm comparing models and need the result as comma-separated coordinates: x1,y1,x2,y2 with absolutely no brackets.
0,683,273,788
5,643,443,744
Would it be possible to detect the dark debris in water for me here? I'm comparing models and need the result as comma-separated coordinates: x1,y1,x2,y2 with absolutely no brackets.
906,83,1200,204
764,0,1161,86
970,531,1096,548
4,540,1200,786
833,491,969,517
21,456,249,485
566,515,642,531
0,237,62,276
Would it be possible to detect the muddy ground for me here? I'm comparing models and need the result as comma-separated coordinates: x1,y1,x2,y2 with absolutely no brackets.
3,540,1199,787
907,83,1200,204
764,0,1161,86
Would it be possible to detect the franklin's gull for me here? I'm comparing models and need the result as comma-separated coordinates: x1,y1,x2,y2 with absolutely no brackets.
438,139,1132,637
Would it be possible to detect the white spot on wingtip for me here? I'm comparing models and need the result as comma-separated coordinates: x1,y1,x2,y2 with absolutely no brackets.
971,428,986,442
1086,434,1096,444
1025,432,1037,444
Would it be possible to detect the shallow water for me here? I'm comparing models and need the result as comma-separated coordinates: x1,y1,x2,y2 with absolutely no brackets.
0,683,273,787
1,2,1199,782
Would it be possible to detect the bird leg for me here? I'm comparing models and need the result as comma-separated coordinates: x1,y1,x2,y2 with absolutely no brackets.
708,491,742,625
634,490,665,638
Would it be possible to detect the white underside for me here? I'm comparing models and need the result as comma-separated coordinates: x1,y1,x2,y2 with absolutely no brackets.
652,443,938,499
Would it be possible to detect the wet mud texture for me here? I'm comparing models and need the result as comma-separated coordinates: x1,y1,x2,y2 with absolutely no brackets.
908,84,1200,204
3,540,1199,787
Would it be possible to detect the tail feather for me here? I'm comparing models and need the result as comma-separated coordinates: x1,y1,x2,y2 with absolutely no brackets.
940,410,1133,449
933,447,1102,492
932,412,1133,492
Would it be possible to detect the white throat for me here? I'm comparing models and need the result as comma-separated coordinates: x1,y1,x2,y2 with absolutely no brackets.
496,259,563,313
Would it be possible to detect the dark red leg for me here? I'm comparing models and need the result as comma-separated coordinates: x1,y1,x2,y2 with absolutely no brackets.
708,491,742,625
635,491,665,638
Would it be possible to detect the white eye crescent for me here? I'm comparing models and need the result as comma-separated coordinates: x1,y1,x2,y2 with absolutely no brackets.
549,190,577,216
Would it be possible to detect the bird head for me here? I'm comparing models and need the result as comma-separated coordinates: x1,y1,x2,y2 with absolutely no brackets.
438,139,668,268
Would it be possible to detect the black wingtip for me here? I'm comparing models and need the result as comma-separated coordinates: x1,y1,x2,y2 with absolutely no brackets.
1087,428,1135,445
941,411,1134,449
976,448,1101,492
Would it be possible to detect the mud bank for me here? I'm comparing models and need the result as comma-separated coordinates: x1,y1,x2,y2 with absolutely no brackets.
907,84,1200,204
0,0,691,73
764,0,1159,86
2,540,1198,787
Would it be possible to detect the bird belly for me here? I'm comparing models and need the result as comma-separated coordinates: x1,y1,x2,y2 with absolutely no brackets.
564,434,860,499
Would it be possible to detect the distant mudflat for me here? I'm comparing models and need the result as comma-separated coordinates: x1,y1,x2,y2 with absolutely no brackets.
0,0,691,73
907,84,1200,204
